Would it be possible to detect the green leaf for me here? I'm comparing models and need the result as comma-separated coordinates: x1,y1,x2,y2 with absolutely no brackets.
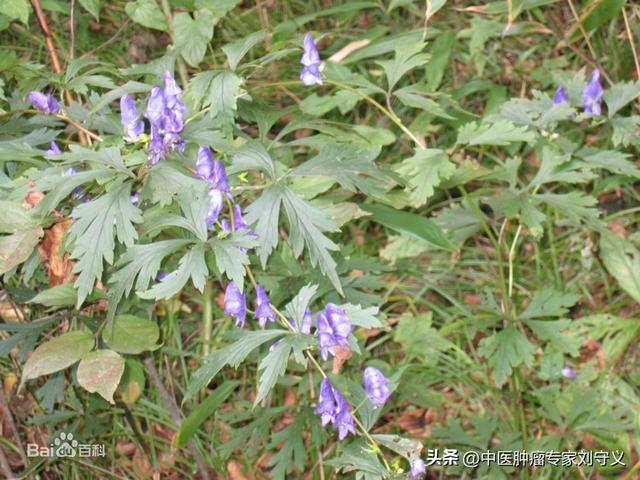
185,329,288,401
281,188,342,293
108,239,192,320
426,29,455,90
284,284,318,328
255,338,292,405
138,242,208,300
535,192,600,225
125,0,168,31
173,10,214,67
61,145,133,177
376,42,430,91
520,288,580,319
222,31,266,71
342,304,385,328
209,230,258,290
78,0,101,19
611,115,640,147
119,359,146,403
567,0,626,42
229,140,276,178
144,161,204,206
394,88,454,119
291,143,392,197
28,284,106,308
0,226,43,275
604,80,640,118
195,0,241,17
530,147,594,187
0,201,36,233
600,231,640,304
477,325,536,386
0,0,29,24
175,380,239,447
576,147,640,178
242,184,282,265
457,120,536,146
245,184,342,292
102,314,161,354
523,319,579,356
361,203,455,251
68,182,143,307
267,412,308,479
393,312,452,362
22,331,94,382
77,350,125,404
395,148,455,207
209,70,241,128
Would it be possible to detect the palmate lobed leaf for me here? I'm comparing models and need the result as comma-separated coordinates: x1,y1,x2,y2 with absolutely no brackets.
477,325,536,387
395,148,455,207
68,181,143,307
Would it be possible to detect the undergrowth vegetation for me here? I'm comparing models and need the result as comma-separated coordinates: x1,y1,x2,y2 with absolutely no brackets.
1,1,640,479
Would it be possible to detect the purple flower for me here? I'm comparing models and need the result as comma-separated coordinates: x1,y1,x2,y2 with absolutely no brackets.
206,188,225,226
561,366,577,379
313,378,356,439
552,85,568,104
224,281,247,327
46,141,61,156
28,91,60,114
120,94,144,141
583,69,603,115
195,146,215,180
333,387,356,439
316,303,352,361
130,192,140,204
211,158,230,193
144,71,185,164
292,308,313,334
363,366,391,407
409,458,426,478
156,272,169,281
300,33,323,86
254,284,275,328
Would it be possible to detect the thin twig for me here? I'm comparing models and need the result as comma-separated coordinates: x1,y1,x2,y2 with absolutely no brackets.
565,0,613,85
0,385,27,468
143,357,211,480
622,7,640,80
69,0,76,62
0,447,14,480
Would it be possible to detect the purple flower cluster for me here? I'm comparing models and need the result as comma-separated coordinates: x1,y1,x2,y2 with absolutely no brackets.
552,69,604,115
314,378,356,439
28,91,60,114
46,141,61,156
120,94,144,142
363,366,391,407
145,71,186,164
583,69,603,115
300,33,323,86
195,146,232,225
224,282,276,329
317,303,352,361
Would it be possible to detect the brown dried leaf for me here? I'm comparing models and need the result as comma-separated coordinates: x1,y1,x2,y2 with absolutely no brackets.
328,39,371,63
227,461,247,480
38,216,75,286
331,345,352,374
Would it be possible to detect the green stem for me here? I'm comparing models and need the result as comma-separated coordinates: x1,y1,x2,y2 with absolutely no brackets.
202,281,213,357
324,79,426,149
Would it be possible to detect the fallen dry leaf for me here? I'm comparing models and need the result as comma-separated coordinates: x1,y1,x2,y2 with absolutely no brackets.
331,345,352,374
328,39,371,63
38,216,75,286
227,460,246,480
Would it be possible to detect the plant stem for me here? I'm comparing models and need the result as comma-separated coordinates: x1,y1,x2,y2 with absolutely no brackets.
324,79,426,149
202,281,213,356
